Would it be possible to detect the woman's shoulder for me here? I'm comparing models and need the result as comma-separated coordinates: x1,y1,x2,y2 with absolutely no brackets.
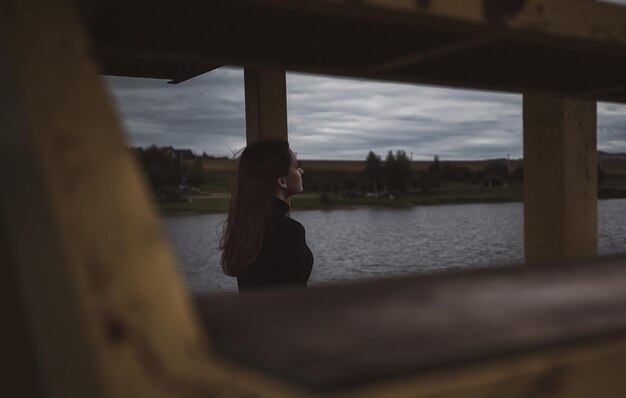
263,213,305,247
275,215,305,234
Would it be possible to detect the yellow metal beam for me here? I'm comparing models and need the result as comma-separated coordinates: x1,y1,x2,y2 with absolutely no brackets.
0,0,245,396
244,66,289,143
326,0,626,44
0,224,38,397
2,0,624,396
336,336,626,398
523,94,598,263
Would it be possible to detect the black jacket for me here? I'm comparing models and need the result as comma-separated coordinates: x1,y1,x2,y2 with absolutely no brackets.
237,198,313,291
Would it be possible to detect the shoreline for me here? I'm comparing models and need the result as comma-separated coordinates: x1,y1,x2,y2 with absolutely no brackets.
158,189,626,216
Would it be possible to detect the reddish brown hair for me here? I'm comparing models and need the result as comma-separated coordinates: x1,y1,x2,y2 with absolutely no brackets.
220,140,291,276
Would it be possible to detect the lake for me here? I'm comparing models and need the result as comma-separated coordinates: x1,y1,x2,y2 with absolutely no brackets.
163,199,626,295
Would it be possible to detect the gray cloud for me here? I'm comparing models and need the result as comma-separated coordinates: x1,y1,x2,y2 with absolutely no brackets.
106,68,247,156
106,67,626,160
599,102,626,152
286,72,524,160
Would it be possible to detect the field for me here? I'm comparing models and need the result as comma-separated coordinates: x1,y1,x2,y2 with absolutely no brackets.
157,155,626,215
158,183,526,215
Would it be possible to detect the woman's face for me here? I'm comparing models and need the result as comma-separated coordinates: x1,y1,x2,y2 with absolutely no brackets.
283,149,304,197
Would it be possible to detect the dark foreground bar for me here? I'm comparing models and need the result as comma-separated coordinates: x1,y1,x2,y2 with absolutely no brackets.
195,256,626,391
84,0,626,103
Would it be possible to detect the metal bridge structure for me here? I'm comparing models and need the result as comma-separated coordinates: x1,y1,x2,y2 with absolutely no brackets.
3,1,626,396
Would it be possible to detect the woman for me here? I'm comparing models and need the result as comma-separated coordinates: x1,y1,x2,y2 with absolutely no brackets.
220,140,313,291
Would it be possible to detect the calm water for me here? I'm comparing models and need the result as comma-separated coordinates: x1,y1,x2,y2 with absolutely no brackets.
163,199,626,295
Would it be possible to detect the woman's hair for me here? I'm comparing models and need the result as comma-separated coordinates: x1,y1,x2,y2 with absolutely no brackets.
220,140,292,276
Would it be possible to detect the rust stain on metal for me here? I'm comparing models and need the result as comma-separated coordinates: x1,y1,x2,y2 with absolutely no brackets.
483,0,526,25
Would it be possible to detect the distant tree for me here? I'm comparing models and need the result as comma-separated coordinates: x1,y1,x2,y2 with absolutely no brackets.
429,155,440,175
480,160,510,187
343,174,357,191
384,150,397,191
395,150,412,192
510,166,524,183
381,150,412,192
186,158,206,187
482,160,509,179
598,163,606,186
441,162,470,182
365,151,382,196
139,144,181,189
416,171,436,193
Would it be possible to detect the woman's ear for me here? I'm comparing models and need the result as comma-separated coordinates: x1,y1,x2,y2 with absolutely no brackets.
277,177,288,189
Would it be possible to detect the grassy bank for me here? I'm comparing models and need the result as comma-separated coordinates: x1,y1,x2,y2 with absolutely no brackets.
158,183,626,215
159,197,230,214
158,184,525,214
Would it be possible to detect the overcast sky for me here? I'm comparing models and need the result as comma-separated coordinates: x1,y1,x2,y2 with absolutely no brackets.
106,66,626,161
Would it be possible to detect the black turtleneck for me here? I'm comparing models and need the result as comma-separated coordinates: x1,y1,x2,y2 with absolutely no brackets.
237,198,314,292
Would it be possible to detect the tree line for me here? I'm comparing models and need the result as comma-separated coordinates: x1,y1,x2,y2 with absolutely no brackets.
361,150,524,194
302,150,524,194
132,145,229,201
133,145,605,200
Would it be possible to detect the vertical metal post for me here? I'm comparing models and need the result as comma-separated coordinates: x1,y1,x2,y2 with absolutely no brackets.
244,66,289,143
0,0,226,396
523,94,598,264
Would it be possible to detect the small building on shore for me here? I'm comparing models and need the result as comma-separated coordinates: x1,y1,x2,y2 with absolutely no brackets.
481,171,507,188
